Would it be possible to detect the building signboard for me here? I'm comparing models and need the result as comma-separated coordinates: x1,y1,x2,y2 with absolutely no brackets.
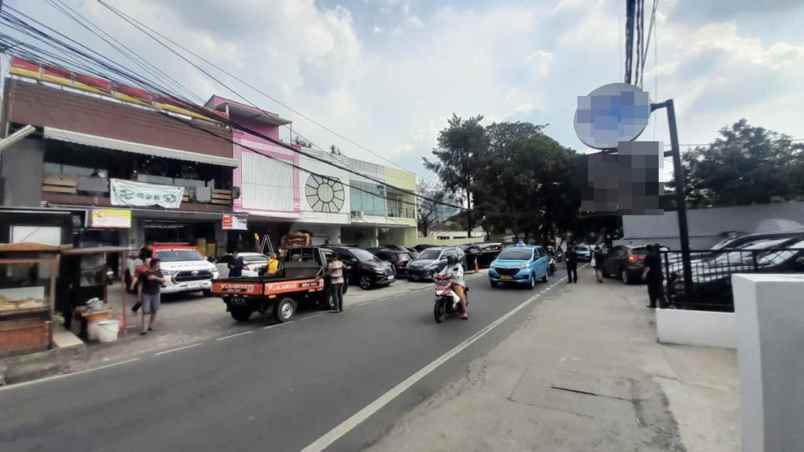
222,214,247,231
110,178,184,209
90,208,132,228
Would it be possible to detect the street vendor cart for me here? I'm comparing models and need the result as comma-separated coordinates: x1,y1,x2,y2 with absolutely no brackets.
0,242,66,357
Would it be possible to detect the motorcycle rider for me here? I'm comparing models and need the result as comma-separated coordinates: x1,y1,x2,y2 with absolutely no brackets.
438,254,468,319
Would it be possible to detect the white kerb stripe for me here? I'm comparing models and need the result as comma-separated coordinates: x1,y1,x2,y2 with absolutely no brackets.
301,276,565,451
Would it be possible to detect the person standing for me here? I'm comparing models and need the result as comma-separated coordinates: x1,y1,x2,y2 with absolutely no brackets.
593,246,605,283
229,254,245,278
130,241,154,313
642,244,665,309
566,241,578,283
140,258,165,335
327,255,345,313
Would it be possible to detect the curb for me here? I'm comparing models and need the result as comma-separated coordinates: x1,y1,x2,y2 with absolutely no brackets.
0,342,87,386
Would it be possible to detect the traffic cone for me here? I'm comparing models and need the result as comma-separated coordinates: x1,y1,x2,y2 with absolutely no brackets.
474,257,480,273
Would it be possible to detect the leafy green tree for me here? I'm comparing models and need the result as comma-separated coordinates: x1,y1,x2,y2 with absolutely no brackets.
681,119,804,207
424,114,488,237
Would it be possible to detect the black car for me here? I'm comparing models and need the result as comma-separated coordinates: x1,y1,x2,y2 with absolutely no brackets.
667,236,804,309
462,242,502,269
413,244,436,252
407,246,465,281
370,248,414,278
328,246,395,289
601,244,649,284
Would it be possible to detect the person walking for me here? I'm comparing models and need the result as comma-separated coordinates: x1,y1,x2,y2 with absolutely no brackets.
566,241,578,283
130,241,154,313
140,258,165,335
593,245,605,283
642,244,665,309
327,254,345,313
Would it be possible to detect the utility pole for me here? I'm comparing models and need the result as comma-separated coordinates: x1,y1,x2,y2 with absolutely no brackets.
651,99,693,297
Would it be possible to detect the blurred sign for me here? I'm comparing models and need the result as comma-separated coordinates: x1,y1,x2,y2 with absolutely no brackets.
90,208,131,228
110,178,184,208
222,214,247,230
574,83,651,149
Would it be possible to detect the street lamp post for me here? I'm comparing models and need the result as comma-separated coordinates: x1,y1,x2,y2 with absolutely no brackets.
651,99,693,297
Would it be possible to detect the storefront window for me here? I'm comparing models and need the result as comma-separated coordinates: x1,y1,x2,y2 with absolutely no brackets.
350,180,386,216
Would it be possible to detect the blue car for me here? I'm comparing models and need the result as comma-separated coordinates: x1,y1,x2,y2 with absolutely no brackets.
489,245,550,289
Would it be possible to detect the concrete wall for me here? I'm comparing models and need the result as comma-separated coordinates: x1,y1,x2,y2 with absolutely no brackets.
733,274,804,452
2,138,44,207
622,202,804,249
656,309,736,349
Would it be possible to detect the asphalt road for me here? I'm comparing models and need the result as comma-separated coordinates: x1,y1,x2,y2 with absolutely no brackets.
0,271,564,452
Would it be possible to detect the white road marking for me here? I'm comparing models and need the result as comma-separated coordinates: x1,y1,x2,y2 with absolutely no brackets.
0,358,142,392
263,322,293,330
216,331,254,341
299,313,326,321
153,342,202,357
301,275,567,452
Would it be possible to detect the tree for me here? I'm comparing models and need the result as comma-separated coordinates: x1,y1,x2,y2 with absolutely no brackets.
680,119,804,207
424,114,488,237
473,122,580,243
416,180,448,238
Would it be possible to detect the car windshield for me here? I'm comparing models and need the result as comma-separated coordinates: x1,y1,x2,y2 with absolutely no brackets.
418,249,442,260
350,248,379,262
632,247,648,256
498,248,532,260
155,249,205,262
757,239,804,266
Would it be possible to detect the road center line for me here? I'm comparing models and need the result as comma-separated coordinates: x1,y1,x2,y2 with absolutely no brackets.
301,275,567,452
299,313,325,321
153,342,202,356
0,358,142,392
216,331,254,341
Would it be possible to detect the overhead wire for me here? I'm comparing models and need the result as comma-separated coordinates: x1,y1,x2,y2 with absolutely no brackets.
95,0,406,171
0,5,463,211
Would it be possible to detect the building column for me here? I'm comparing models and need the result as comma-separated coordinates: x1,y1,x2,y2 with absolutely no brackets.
214,219,227,258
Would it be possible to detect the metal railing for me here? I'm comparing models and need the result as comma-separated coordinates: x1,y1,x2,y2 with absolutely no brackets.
659,248,804,312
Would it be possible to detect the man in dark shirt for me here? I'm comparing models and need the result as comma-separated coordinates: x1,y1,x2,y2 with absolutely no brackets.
642,244,665,308
566,241,578,284
140,258,165,335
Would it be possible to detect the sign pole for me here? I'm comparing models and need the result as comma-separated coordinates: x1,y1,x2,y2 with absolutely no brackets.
652,99,693,297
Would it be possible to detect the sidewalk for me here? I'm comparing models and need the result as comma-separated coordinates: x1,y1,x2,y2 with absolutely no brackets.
367,267,739,452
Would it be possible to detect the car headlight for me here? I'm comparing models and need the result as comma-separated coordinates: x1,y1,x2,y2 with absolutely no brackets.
519,263,529,269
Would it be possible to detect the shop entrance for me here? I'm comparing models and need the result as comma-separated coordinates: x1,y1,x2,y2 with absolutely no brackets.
144,220,215,251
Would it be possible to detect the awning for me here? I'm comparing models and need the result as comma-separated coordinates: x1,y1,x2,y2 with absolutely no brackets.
43,127,239,168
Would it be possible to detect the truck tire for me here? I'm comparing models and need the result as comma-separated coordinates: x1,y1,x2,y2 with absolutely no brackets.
274,297,296,322
230,306,253,322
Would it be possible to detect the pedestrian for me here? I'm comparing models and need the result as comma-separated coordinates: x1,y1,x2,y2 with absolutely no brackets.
566,241,578,283
140,258,165,335
229,254,245,278
593,245,605,283
130,241,154,313
642,244,665,309
327,254,345,313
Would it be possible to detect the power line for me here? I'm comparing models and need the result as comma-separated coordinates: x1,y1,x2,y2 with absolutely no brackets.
0,6,462,212
95,0,406,171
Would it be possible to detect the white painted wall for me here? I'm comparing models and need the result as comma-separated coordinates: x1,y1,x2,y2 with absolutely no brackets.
656,308,736,349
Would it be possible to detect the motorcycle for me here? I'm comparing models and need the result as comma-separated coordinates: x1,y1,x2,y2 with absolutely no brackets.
433,273,470,323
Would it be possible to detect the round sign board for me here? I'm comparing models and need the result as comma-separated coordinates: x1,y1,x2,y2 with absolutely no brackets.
574,82,651,150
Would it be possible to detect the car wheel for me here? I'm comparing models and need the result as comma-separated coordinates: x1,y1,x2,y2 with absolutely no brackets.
230,306,252,322
621,269,631,285
202,289,213,297
359,276,372,290
541,270,549,283
528,274,536,289
274,297,296,322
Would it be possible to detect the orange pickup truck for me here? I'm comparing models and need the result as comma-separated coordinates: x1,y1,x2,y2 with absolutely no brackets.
211,247,332,322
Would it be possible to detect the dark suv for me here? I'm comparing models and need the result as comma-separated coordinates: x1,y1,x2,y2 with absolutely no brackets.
370,248,414,278
601,245,649,284
327,246,395,289
406,246,465,282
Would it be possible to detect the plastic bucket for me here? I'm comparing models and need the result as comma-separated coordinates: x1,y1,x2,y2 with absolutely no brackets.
95,320,119,343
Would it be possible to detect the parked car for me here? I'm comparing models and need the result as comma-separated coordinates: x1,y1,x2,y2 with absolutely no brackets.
369,248,414,278
328,246,395,289
488,245,550,289
601,244,649,284
667,236,804,309
574,244,593,262
126,243,219,296
406,246,465,281
215,252,269,277
413,244,437,252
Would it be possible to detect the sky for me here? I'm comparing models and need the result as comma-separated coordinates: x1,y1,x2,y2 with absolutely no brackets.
8,0,804,181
